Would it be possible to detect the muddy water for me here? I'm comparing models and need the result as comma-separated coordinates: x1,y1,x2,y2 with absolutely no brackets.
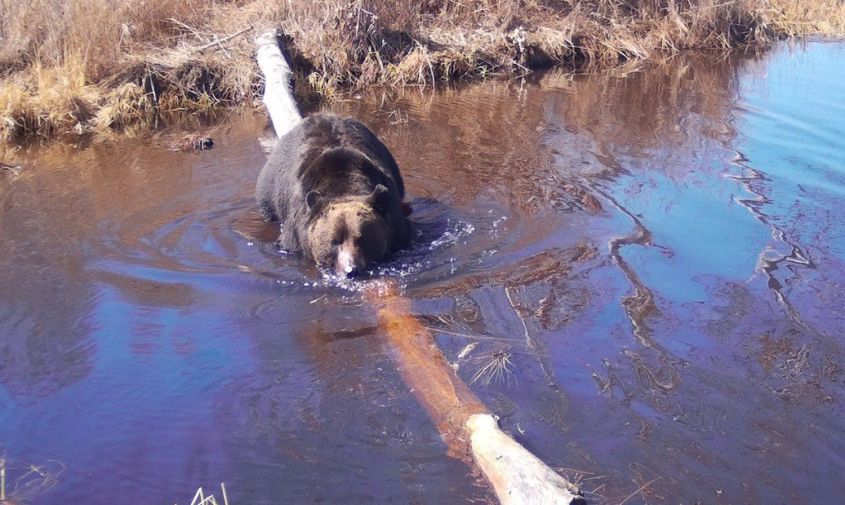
1,41,844,504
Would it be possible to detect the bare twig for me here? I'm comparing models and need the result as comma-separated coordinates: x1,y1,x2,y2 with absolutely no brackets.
196,26,254,53
505,286,534,349
169,18,210,44
424,325,521,343
457,342,478,360
214,36,233,58
618,477,661,505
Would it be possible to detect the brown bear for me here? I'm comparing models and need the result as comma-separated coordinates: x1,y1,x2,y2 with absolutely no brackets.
256,113,412,277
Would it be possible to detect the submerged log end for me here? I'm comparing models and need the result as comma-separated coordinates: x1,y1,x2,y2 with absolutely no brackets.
466,414,586,505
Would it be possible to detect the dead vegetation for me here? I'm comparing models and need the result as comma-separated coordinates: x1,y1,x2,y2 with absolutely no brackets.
1,0,843,142
179,484,230,505
0,455,64,503
470,350,518,386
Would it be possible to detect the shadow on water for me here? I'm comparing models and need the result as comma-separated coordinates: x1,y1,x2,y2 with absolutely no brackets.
1,42,844,504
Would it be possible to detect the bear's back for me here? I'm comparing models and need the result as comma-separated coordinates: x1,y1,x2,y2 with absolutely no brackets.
293,114,405,199
255,113,409,251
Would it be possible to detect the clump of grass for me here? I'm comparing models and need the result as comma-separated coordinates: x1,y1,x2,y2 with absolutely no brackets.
767,0,845,35
94,83,151,131
0,0,843,142
0,83,32,141
0,53,98,141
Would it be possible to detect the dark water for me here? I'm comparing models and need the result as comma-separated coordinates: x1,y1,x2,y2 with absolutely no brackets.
1,41,844,504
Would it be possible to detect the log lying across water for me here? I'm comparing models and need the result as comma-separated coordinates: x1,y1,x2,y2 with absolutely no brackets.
255,30,584,505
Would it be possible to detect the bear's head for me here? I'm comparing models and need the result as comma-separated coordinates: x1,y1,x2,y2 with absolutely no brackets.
304,184,393,278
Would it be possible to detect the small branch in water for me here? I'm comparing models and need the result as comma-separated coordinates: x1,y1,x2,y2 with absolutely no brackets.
617,476,661,505
220,482,229,505
456,342,478,360
585,482,607,498
309,294,328,304
505,286,534,349
423,326,521,343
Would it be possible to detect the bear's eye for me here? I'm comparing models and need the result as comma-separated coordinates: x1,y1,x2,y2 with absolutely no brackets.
331,237,342,247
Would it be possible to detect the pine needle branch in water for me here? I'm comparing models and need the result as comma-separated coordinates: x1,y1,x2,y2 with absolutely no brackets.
470,351,517,386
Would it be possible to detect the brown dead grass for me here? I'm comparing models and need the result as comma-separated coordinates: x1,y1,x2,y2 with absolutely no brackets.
0,0,843,142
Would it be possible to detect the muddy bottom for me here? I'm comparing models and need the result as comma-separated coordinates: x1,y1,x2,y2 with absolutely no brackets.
1,41,844,504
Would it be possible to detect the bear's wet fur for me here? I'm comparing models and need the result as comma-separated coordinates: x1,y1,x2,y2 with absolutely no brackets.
256,113,412,276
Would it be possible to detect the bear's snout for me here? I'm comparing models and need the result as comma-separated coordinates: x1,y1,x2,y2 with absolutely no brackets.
336,243,367,278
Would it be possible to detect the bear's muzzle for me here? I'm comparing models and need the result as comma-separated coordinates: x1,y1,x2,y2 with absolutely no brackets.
336,243,367,278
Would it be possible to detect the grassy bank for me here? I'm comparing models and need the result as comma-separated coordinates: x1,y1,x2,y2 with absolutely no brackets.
1,0,843,143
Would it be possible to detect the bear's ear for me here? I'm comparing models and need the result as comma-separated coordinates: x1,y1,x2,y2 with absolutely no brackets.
306,190,322,212
368,184,391,212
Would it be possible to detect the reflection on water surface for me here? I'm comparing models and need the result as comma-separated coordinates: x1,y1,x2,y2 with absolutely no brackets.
1,41,843,504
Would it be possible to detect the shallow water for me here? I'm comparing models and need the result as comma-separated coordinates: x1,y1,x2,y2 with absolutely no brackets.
1,41,844,504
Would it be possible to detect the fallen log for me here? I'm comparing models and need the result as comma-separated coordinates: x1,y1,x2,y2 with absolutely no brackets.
255,29,584,505
255,30,301,138
365,283,584,505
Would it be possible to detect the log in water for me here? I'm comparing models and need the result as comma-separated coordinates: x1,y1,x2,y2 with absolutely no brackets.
365,282,583,504
255,31,301,137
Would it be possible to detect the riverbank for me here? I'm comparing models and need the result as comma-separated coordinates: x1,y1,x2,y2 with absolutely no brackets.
1,0,843,143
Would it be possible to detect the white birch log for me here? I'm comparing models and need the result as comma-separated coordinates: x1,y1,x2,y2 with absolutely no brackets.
255,30,301,138
255,30,585,505
467,414,583,505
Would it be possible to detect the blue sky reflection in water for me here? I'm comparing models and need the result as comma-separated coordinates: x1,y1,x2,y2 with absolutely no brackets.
0,42,843,504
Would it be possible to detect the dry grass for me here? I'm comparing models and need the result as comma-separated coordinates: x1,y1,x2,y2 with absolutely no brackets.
0,0,842,142
1,53,99,139
762,0,845,36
